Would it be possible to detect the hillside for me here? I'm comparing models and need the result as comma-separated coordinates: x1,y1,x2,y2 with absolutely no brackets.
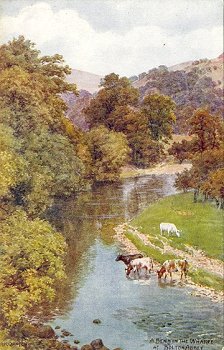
62,90,91,130
169,53,223,87
133,53,223,90
66,69,103,93
65,54,223,132
132,53,223,132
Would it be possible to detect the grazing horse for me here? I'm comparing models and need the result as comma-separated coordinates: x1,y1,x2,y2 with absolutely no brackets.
126,257,154,278
115,253,144,266
157,259,189,280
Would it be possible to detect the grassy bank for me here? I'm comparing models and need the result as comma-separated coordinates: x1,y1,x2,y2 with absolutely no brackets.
132,192,223,260
123,192,224,292
125,231,223,292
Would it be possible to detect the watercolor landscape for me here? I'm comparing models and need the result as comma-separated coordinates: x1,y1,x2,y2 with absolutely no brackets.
0,1,223,349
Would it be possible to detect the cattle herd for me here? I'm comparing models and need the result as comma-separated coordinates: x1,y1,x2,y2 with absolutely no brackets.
116,253,189,281
116,223,189,281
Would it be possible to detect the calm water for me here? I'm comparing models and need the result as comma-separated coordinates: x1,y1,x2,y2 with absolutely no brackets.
47,175,223,350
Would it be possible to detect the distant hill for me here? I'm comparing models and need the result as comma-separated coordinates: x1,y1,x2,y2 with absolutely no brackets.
66,69,103,93
133,53,223,90
65,54,223,132
132,53,223,132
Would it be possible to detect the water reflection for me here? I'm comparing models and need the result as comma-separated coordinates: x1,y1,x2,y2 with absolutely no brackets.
44,175,176,318
45,175,223,350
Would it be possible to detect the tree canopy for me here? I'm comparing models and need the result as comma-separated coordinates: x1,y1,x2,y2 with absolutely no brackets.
173,108,224,207
0,36,86,335
87,126,130,181
84,74,176,166
84,73,139,129
141,93,176,142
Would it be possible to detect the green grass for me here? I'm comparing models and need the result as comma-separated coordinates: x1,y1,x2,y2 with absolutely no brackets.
132,192,224,261
125,232,224,292
189,268,224,292
125,231,178,263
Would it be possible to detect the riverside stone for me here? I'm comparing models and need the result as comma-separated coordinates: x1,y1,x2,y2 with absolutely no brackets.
81,345,93,350
20,323,55,339
91,339,110,350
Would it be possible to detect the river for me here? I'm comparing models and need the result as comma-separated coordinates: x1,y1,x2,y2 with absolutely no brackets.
47,174,223,350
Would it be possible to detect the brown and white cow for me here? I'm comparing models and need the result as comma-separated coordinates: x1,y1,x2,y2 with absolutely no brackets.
157,259,189,280
115,253,144,266
126,257,154,277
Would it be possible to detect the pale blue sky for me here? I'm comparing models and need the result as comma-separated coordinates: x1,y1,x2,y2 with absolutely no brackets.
0,0,223,76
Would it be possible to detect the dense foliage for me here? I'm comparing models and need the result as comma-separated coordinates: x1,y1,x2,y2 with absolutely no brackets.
87,126,130,181
84,73,176,166
0,210,66,327
0,36,88,342
138,65,223,133
172,109,224,208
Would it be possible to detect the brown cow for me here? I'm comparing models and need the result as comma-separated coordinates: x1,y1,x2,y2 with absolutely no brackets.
157,259,189,280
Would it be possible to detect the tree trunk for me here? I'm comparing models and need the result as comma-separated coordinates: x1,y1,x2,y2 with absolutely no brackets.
194,189,199,203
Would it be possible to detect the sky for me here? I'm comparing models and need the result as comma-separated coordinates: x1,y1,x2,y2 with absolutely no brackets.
0,0,223,76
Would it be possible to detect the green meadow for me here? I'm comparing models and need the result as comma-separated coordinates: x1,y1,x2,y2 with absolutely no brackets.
126,192,224,291
132,192,223,261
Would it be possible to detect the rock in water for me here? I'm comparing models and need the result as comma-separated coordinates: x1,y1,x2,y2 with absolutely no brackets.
81,345,93,350
91,338,109,350
93,319,101,324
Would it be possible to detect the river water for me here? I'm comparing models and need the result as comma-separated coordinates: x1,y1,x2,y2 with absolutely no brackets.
47,175,223,350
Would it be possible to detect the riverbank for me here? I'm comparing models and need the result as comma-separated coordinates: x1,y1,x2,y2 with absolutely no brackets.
120,161,192,179
114,223,223,303
114,193,224,303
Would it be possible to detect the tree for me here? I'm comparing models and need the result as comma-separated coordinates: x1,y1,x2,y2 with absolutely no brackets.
0,210,66,327
21,130,86,216
87,126,130,181
175,148,224,203
84,73,139,129
141,93,176,142
175,169,195,193
109,106,160,166
168,139,192,163
0,37,88,217
189,109,223,154
0,123,28,198
202,169,224,208
0,36,77,138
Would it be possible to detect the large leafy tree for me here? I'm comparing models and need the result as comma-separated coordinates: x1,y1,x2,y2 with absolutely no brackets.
87,126,130,181
175,148,224,204
189,108,223,154
0,210,66,327
172,108,224,205
22,130,85,216
202,169,224,209
0,36,77,137
141,93,176,142
84,73,139,129
110,106,161,166
0,37,85,335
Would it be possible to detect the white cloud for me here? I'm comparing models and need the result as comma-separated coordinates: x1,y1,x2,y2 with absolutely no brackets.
0,1,223,76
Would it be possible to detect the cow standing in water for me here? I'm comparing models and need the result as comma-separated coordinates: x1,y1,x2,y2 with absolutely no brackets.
115,253,143,266
160,223,181,237
126,257,154,278
157,259,189,280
